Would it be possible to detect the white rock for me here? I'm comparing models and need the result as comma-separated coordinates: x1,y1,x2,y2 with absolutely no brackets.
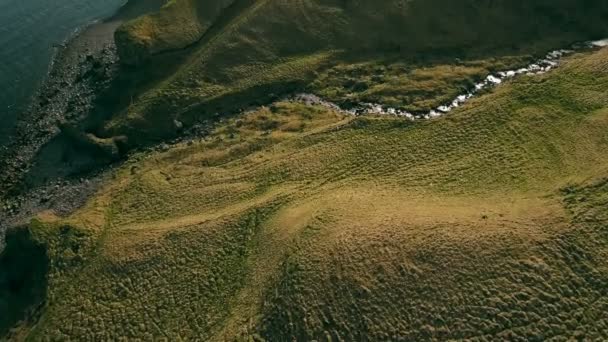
487,75,502,84
429,110,441,118
548,51,562,59
438,106,450,113
591,39,608,47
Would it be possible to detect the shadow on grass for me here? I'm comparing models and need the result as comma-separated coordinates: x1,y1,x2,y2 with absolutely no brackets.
0,227,48,338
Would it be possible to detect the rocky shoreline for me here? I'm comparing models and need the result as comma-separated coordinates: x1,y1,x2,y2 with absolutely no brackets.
0,0,164,250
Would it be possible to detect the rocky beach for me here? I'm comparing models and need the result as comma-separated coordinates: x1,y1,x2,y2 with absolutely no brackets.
0,0,164,249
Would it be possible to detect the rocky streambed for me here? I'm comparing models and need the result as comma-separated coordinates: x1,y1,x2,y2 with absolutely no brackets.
291,39,608,120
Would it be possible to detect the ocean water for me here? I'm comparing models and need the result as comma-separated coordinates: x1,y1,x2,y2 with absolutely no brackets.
0,0,126,147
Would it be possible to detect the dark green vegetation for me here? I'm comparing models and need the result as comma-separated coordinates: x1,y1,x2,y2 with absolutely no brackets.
0,228,48,339
89,0,608,148
3,45,608,339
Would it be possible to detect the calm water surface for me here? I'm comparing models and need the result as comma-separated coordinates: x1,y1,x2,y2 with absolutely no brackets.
0,0,126,146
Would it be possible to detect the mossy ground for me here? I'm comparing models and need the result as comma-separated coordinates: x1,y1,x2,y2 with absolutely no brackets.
4,47,608,340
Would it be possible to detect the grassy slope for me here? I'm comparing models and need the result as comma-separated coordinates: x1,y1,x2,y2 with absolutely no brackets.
101,0,608,147
6,47,608,340
114,0,238,64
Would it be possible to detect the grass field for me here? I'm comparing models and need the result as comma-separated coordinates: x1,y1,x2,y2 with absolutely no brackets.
2,46,608,340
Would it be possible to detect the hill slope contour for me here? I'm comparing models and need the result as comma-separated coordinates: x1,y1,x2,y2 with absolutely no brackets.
3,46,608,340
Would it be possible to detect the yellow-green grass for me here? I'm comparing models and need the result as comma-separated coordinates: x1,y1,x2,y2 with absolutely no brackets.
103,0,608,147
4,48,608,340
115,0,237,65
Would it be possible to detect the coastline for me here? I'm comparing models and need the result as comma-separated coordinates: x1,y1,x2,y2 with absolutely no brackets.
0,0,163,249
0,0,129,149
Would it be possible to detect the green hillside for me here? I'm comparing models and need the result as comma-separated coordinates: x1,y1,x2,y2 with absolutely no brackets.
3,45,608,340
115,0,237,65
97,0,608,148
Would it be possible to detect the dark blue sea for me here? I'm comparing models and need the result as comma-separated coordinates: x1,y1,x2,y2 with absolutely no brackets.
0,0,126,147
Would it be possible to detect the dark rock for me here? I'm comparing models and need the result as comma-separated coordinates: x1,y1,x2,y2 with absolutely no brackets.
174,119,184,131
